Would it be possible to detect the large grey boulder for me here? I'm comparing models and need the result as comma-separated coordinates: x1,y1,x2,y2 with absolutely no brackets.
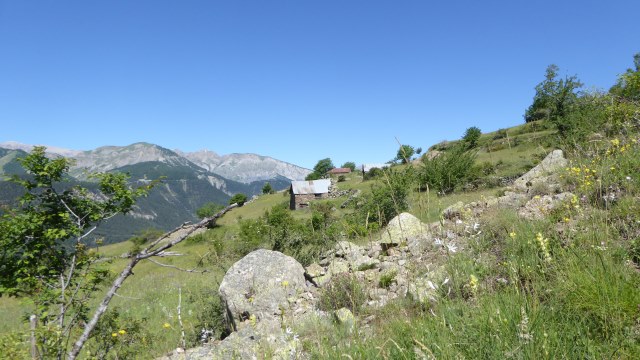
379,213,426,246
513,150,568,191
219,249,308,331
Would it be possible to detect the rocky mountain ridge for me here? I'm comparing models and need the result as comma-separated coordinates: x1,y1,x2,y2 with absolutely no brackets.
0,141,311,184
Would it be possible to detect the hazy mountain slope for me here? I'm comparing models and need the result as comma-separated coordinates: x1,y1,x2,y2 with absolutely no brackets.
182,150,311,183
0,141,81,158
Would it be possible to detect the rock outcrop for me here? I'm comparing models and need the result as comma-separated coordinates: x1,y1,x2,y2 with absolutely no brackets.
163,149,574,359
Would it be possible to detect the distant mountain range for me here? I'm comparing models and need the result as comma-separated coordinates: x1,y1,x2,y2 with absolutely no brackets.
0,141,311,244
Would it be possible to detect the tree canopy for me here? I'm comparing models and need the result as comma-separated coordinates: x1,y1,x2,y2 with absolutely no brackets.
524,64,583,123
395,145,415,164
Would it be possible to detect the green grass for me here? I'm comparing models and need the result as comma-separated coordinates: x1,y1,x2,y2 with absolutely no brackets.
7,120,624,359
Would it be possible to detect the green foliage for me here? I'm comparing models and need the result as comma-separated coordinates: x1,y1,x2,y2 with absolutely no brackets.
462,126,482,149
610,53,640,102
88,308,155,359
419,144,478,194
186,289,229,345
378,269,397,289
314,158,334,176
341,162,356,171
305,172,321,181
261,182,274,194
525,64,583,123
318,273,366,314
337,175,346,182
128,228,164,254
229,193,248,206
235,201,340,266
395,144,415,164
0,146,153,296
0,146,156,358
196,202,225,219
349,168,411,234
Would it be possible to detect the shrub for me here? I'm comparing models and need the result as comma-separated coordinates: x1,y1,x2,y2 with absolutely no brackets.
492,129,508,140
229,193,248,206
318,273,366,314
379,269,397,288
196,202,225,219
419,144,478,194
462,127,482,149
338,175,346,182
354,168,411,229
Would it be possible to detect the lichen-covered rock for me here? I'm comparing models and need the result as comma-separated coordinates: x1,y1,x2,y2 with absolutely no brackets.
513,150,568,191
334,307,355,330
518,192,574,219
160,319,303,360
379,213,426,245
305,263,325,278
219,249,307,331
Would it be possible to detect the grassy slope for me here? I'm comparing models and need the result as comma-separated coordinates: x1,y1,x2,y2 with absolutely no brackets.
2,121,603,358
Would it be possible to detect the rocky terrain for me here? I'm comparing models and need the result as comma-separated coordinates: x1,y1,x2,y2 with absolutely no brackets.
161,149,570,359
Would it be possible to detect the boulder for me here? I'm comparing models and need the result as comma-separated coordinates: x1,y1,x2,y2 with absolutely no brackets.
334,308,355,330
513,150,568,191
518,192,574,219
218,249,307,331
379,213,426,246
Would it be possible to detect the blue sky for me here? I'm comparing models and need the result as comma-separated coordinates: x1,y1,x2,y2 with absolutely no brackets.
1,1,638,169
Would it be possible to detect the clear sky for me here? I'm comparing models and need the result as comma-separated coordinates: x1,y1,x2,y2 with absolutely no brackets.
1,1,638,169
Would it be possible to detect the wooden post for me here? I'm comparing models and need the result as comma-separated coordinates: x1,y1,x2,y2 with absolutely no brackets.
30,314,37,359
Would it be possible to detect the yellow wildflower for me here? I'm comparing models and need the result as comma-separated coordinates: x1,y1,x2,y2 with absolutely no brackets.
118,329,126,335
112,333,118,337
281,280,289,288
509,232,516,239
163,323,171,329
611,138,620,147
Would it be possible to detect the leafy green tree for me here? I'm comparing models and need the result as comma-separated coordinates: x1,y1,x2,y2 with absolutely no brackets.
313,158,334,177
341,161,356,171
305,158,334,180
462,126,482,149
395,145,415,164
525,64,583,123
262,182,274,194
610,53,640,102
229,193,248,206
305,172,321,181
196,202,225,219
0,147,157,358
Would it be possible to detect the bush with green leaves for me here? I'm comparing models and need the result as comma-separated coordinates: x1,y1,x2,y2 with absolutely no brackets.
262,182,274,194
462,126,482,149
419,144,478,194
350,167,412,233
229,193,248,206
196,202,225,219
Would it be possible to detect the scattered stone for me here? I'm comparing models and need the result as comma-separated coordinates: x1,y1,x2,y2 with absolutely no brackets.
379,213,427,246
305,263,325,278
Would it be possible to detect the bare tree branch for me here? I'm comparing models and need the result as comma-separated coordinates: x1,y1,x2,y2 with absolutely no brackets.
146,258,208,273
68,203,237,360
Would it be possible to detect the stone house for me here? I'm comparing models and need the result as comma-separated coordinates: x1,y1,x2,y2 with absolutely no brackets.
289,179,331,210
